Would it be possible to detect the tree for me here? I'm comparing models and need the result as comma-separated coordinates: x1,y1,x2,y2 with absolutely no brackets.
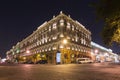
94,0,120,46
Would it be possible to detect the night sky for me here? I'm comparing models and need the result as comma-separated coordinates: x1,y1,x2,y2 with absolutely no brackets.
0,0,119,58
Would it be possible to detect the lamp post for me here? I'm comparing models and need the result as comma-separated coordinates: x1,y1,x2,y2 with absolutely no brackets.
26,50,30,54
63,39,67,44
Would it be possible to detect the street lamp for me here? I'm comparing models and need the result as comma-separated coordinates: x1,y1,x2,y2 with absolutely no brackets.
63,39,67,44
26,50,30,54
94,49,98,54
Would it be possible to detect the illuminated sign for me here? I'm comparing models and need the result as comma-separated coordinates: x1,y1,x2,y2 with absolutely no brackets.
56,52,61,63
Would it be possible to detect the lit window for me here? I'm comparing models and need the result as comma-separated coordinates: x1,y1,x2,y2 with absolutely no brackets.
75,39,78,42
53,23,57,29
67,22,70,28
37,41,39,45
60,19,64,26
72,25,74,31
45,38,47,43
45,28,47,31
49,38,51,41
49,48,51,51
39,42,41,45
75,35,78,42
75,48,77,51
81,49,83,52
45,49,47,51
49,26,51,31
60,45,64,48
67,36,70,39
60,34,64,37
72,38,74,41
67,47,70,49
81,38,84,44
42,50,44,52
84,39,86,45
52,36,57,40
42,39,44,44
52,47,57,50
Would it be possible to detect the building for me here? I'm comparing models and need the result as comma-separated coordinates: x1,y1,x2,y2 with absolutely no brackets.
0,56,1,63
91,41,119,62
6,11,91,64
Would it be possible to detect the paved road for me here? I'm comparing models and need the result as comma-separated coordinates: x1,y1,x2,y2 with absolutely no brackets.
0,63,120,80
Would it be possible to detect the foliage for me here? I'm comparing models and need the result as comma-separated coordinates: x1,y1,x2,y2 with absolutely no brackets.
95,0,120,46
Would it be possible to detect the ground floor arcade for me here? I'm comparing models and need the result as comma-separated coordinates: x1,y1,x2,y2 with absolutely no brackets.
18,49,91,64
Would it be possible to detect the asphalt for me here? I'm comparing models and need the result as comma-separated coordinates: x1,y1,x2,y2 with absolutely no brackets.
0,62,120,80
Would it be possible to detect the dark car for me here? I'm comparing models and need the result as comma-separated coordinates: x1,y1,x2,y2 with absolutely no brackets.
27,61,34,64
36,60,47,64
23,61,34,64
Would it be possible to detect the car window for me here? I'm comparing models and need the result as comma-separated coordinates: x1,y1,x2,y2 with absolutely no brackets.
78,59,85,61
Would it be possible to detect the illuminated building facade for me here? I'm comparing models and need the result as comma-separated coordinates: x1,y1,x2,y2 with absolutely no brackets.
91,42,119,62
6,12,91,64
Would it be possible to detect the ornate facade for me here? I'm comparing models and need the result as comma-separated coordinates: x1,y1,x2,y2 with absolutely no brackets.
6,12,91,64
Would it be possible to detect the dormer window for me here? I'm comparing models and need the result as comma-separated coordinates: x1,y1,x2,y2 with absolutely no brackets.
60,19,64,26
49,26,51,31
53,23,57,29
72,25,74,31
67,22,70,28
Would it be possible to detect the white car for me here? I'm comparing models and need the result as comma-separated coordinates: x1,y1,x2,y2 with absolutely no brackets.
76,58,93,64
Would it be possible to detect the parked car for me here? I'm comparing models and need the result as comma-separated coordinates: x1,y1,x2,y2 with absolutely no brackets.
27,61,34,64
36,60,47,64
22,61,34,64
76,58,93,64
